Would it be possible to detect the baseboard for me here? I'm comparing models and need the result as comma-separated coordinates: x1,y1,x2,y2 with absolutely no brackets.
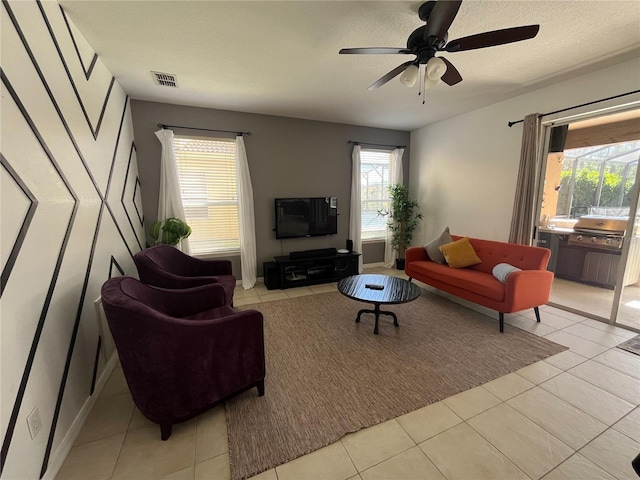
42,354,119,480
363,262,386,268
237,276,265,286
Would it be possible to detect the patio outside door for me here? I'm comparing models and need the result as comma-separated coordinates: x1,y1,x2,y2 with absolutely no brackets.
613,185,640,331
535,108,640,331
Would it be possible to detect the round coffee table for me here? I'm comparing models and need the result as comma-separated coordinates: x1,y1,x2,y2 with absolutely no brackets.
337,274,422,334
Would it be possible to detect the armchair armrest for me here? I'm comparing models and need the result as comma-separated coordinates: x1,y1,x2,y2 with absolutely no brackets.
148,283,228,317
504,269,554,312
184,255,233,276
200,258,233,276
156,271,226,288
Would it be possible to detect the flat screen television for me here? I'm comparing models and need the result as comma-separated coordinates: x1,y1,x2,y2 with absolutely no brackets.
275,197,338,239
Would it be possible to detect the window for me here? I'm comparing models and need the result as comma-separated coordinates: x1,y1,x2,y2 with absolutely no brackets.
360,149,392,240
173,136,239,255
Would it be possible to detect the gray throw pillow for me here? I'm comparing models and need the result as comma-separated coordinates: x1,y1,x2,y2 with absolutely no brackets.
424,227,453,264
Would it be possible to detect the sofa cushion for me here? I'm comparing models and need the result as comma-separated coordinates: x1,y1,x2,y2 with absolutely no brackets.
439,237,482,268
451,236,550,274
424,227,452,264
409,261,505,302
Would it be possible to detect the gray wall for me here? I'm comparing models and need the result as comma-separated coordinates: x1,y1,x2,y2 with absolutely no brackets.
130,100,410,276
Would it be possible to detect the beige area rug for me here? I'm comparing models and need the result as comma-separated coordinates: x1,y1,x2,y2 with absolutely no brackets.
227,290,567,480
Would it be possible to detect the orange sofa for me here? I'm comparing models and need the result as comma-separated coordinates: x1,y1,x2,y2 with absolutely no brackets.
405,235,554,332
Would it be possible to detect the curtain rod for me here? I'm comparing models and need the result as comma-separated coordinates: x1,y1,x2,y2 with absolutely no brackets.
507,89,640,127
157,123,251,136
348,140,406,149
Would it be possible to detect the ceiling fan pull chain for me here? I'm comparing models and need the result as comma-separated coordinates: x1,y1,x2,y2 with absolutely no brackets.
420,65,426,104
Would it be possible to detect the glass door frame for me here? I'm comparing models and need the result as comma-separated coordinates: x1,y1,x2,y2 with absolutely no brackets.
533,101,640,328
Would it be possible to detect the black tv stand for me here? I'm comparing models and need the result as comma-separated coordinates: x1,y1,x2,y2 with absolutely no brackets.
266,251,360,290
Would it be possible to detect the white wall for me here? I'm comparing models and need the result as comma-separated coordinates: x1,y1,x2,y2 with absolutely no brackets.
0,1,143,478
409,56,640,244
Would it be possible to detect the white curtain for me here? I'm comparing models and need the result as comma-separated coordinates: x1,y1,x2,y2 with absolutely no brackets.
509,114,542,244
235,135,257,289
154,128,191,253
384,147,405,267
349,144,363,272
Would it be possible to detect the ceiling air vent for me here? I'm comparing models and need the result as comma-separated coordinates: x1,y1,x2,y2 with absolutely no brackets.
151,71,178,87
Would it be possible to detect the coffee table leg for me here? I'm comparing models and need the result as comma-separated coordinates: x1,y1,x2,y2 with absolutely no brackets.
373,304,381,334
355,305,397,334
377,309,399,328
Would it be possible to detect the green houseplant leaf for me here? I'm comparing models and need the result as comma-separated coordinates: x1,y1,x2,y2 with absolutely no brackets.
377,184,423,261
150,218,192,246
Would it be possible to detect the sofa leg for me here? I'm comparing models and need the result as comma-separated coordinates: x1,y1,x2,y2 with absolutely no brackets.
534,306,541,323
160,423,172,441
499,312,504,333
257,379,265,396
408,277,413,282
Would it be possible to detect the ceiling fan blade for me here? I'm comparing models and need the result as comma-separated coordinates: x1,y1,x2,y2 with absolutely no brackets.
440,57,462,86
444,25,540,52
368,61,415,90
339,47,413,55
424,0,462,41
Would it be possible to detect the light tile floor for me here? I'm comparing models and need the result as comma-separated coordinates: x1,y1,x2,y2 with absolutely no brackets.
56,267,640,480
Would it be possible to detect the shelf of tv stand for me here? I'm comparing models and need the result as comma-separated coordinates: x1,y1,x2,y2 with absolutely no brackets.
273,251,360,289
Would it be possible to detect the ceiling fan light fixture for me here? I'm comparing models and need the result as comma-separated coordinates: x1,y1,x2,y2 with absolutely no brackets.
426,57,447,80
424,75,440,90
399,64,419,87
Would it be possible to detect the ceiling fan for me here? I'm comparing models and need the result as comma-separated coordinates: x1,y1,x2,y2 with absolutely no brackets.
339,0,539,96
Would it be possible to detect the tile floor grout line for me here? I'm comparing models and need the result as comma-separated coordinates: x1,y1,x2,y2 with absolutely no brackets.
514,380,613,432
536,369,637,425
575,424,640,475
457,400,535,480
108,426,129,480
562,358,640,406
344,419,419,475
503,385,608,453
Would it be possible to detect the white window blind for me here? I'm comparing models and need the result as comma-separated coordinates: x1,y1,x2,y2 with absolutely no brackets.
360,149,392,240
173,135,239,255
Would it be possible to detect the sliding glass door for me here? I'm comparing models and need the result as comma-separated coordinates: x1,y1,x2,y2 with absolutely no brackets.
613,183,640,330
535,108,640,330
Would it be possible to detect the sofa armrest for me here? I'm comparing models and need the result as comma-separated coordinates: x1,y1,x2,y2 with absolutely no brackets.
504,269,554,312
405,246,428,264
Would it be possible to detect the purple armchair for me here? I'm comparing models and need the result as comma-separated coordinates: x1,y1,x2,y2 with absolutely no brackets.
101,276,265,440
133,245,236,305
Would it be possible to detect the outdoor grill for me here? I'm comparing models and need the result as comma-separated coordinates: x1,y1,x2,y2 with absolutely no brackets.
568,215,627,251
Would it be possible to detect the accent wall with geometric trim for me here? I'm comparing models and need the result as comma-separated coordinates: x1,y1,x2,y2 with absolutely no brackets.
1,1,144,478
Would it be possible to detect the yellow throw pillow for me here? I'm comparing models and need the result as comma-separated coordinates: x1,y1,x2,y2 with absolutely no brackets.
439,237,482,268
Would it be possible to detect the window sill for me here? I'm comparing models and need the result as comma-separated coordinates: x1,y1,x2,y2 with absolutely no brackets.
193,249,240,259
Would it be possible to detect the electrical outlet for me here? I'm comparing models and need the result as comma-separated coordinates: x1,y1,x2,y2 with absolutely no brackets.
27,407,42,440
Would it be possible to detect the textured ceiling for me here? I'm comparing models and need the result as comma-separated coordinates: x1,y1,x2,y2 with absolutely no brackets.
60,1,640,131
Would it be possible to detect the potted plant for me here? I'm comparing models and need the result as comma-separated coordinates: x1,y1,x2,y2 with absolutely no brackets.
150,218,192,246
378,184,423,269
